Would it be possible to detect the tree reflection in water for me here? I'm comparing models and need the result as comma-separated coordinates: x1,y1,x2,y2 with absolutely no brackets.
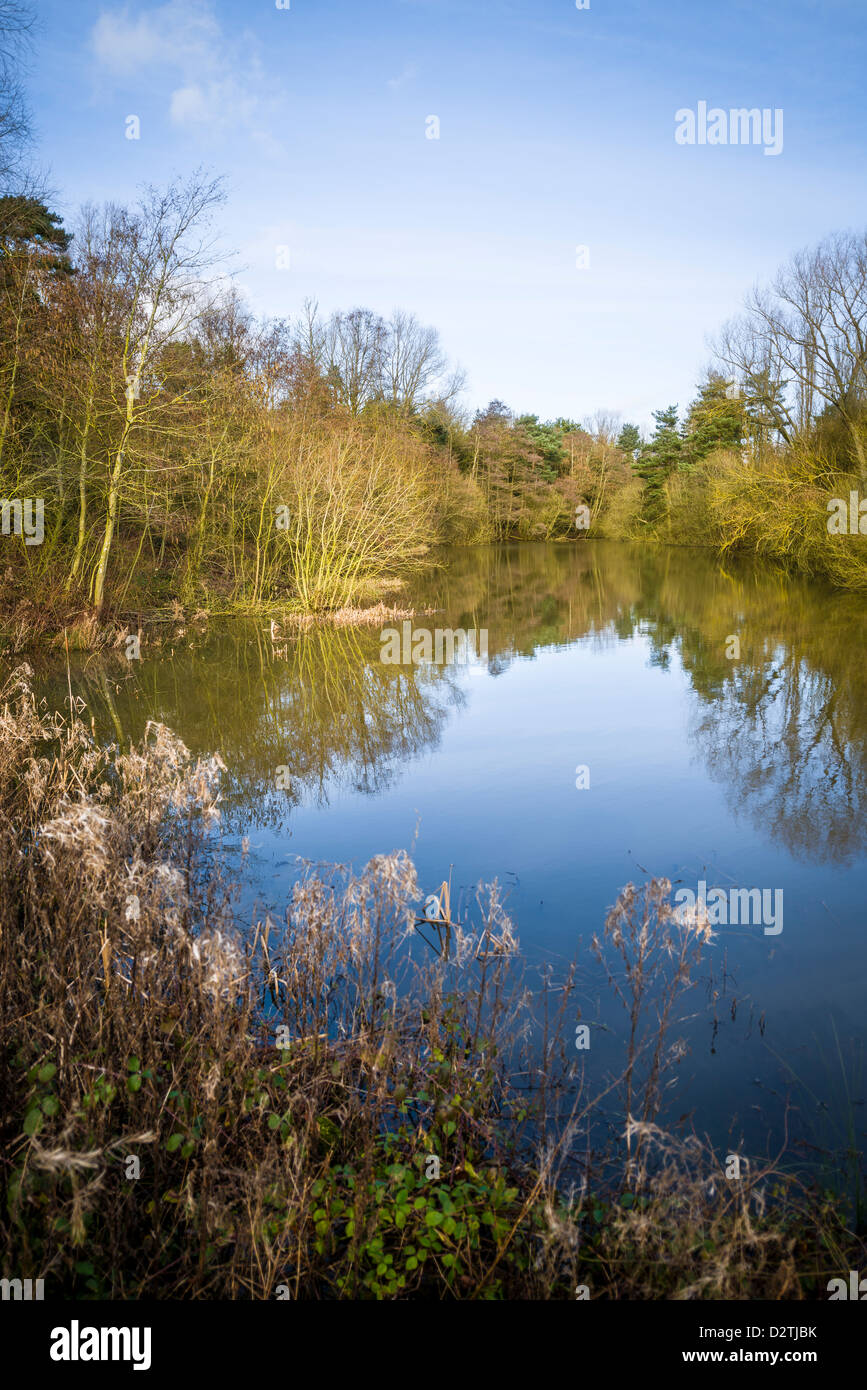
21,539,867,864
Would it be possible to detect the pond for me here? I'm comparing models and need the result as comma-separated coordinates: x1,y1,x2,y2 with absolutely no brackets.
26,540,867,1177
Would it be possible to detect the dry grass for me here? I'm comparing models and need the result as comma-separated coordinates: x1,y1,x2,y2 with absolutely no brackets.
279,602,437,632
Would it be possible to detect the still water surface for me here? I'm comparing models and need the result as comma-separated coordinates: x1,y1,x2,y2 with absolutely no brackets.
33,542,867,1167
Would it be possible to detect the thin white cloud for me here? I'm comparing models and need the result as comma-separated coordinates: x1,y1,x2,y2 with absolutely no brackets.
90,0,286,145
387,64,417,91
169,84,210,125
91,0,221,76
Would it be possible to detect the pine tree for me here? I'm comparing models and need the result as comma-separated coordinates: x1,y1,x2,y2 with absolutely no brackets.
681,374,743,467
617,422,641,458
634,406,680,522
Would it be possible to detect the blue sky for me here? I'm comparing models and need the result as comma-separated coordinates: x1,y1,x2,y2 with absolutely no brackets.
24,0,867,428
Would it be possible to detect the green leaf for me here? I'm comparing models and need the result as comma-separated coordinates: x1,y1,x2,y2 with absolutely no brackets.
127,1057,141,1072
127,1074,142,1093
23,1108,42,1136
41,1096,59,1115
38,1063,57,1083
166,1133,184,1152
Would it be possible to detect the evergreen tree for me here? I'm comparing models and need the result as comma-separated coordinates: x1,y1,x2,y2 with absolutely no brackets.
0,196,74,288
617,422,641,458
634,406,680,521
514,413,568,478
681,373,743,467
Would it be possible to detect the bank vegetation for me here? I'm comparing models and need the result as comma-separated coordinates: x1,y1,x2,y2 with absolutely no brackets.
2,171,867,645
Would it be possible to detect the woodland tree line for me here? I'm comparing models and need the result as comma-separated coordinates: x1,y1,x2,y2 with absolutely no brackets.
1,3,867,631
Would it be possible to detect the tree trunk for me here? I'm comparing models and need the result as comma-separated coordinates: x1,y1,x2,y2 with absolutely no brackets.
92,398,133,613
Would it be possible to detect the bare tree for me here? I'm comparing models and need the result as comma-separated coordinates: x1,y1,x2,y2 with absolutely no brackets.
713,314,796,447
88,172,227,612
585,410,621,446
715,231,867,477
195,284,254,373
317,306,464,417
326,307,386,415
0,1,36,195
381,309,455,414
